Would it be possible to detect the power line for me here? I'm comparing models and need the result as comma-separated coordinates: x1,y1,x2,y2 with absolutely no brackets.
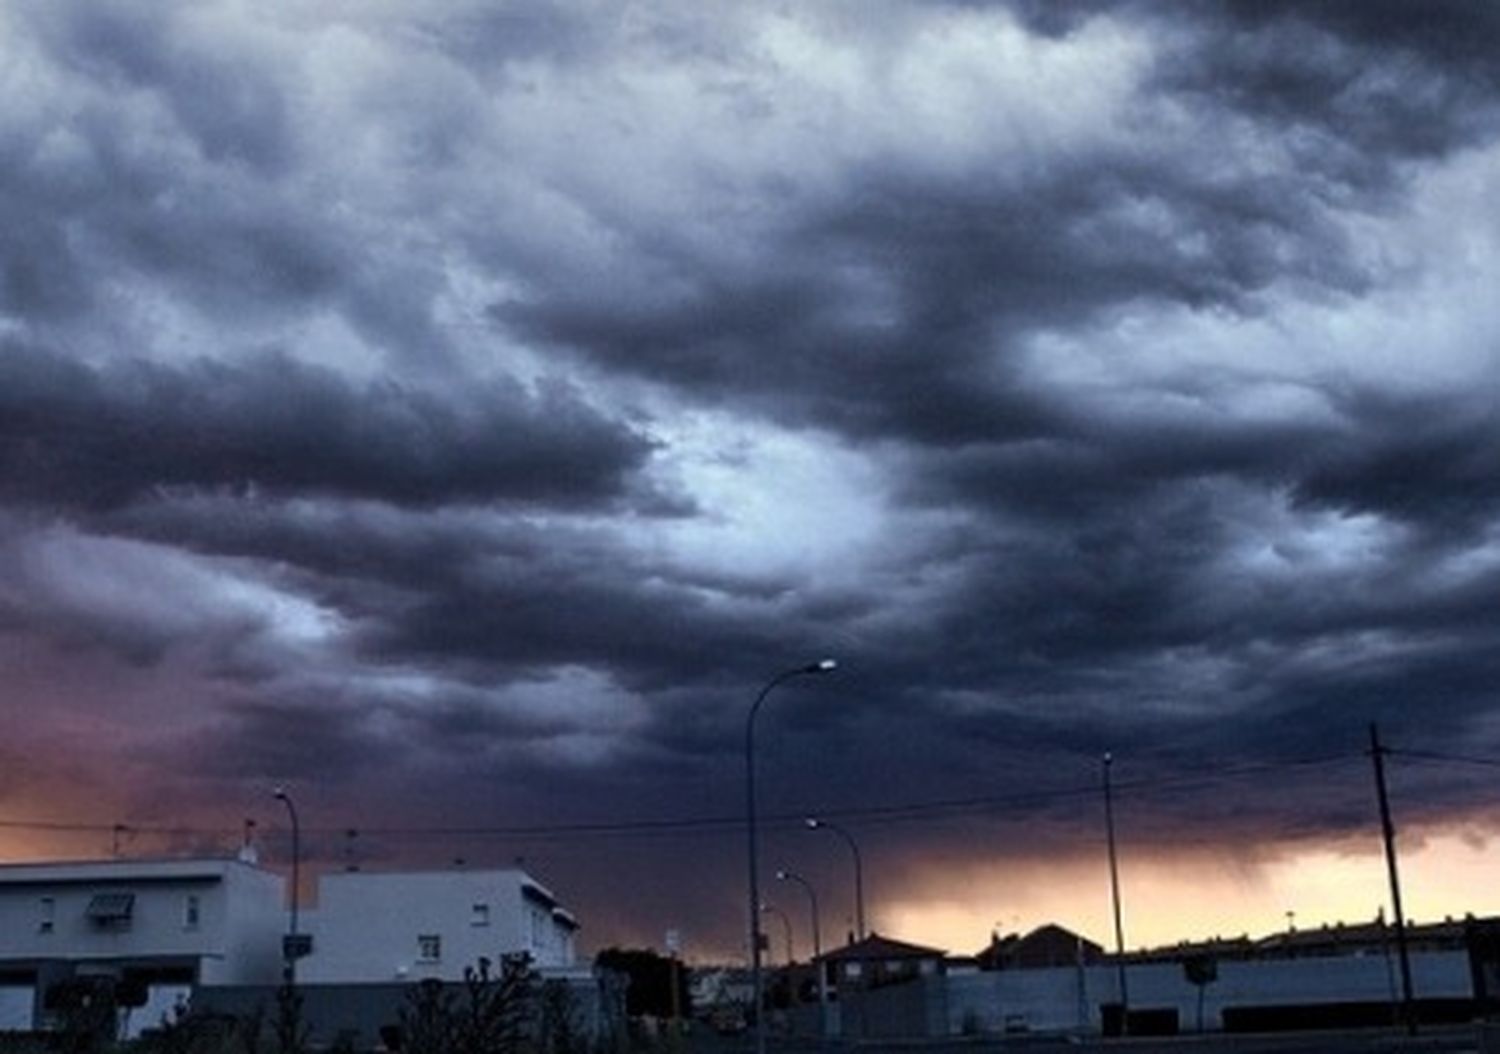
1387,747,1500,771
0,752,1361,844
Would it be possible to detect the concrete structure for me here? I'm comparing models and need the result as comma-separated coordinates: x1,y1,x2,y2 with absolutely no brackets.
775,918,1490,1040
0,857,284,1032
299,868,579,984
0,856,586,1044
945,949,1474,1036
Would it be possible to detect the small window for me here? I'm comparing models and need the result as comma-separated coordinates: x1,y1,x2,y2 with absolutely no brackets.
471,903,490,927
418,934,442,962
844,961,862,979
39,897,55,934
184,895,201,930
86,892,135,930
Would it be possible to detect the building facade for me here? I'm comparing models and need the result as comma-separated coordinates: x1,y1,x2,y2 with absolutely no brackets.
0,857,285,1031
0,856,583,1040
299,868,580,984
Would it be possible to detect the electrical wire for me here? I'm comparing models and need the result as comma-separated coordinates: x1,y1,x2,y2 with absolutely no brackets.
1386,747,1500,771
0,751,1363,844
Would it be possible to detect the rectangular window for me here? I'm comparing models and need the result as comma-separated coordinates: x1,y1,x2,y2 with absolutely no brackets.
418,934,442,962
184,895,201,930
39,897,55,935
85,892,135,930
471,903,490,927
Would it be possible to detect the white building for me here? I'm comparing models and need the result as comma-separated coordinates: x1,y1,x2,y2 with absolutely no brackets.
299,868,580,984
0,857,285,1031
0,856,584,1040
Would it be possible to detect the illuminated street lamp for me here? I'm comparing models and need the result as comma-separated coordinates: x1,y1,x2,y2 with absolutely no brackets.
745,659,837,1054
805,816,865,941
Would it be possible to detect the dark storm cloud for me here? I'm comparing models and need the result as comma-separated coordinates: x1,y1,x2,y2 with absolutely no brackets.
363,557,836,693
1155,3,1500,176
0,344,657,511
104,497,812,696
496,13,1470,461
492,0,1500,480
195,697,386,784
5,0,1500,956
1003,0,1500,147
497,150,1368,447
2,2,302,324
24,1,294,172
1294,387,1500,532
411,4,605,69
1216,0,1500,82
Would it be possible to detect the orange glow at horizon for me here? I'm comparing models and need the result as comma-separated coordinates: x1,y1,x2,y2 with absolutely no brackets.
877,823,1500,955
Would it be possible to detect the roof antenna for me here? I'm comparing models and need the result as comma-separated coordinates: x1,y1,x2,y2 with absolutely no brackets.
238,818,259,865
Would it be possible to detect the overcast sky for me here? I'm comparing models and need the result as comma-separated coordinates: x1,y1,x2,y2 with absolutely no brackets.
4,0,1500,959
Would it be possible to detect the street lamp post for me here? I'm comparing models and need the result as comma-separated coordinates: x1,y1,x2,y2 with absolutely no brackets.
776,870,822,964
805,817,866,942
746,659,837,1054
1103,753,1129,1035
778,869,827,1035
762,903,795,965
273,787,301,987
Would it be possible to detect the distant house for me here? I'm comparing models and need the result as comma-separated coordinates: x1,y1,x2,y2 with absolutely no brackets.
974,924,1103,971
1250,915,1481,960
1121,914,1485,964
820,933,947,989
1127,934,1256,964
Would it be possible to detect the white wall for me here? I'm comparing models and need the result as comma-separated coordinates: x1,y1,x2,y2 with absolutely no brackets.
0,860,580,996
215,863,288,985
120,984,192,1040
299,869,579,985
0,986,32,1030
946,951,1474,1035
0,859,284,987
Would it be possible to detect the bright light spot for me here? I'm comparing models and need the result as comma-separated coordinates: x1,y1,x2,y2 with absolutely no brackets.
648,414,887,587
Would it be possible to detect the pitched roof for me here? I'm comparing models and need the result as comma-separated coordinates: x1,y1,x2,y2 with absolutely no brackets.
820,932,946,962
974,923,1101,957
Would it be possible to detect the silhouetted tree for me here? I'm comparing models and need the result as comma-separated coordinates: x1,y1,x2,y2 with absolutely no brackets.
272,981,310,1054
395,953,539,1054
398,978,462,1054
45,977,117,1054
593,949,689,1020
538,979,587,1054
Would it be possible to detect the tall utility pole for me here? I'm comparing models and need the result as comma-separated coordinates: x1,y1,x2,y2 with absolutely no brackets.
1103,752,1129,1035
1369,724,1417,1035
